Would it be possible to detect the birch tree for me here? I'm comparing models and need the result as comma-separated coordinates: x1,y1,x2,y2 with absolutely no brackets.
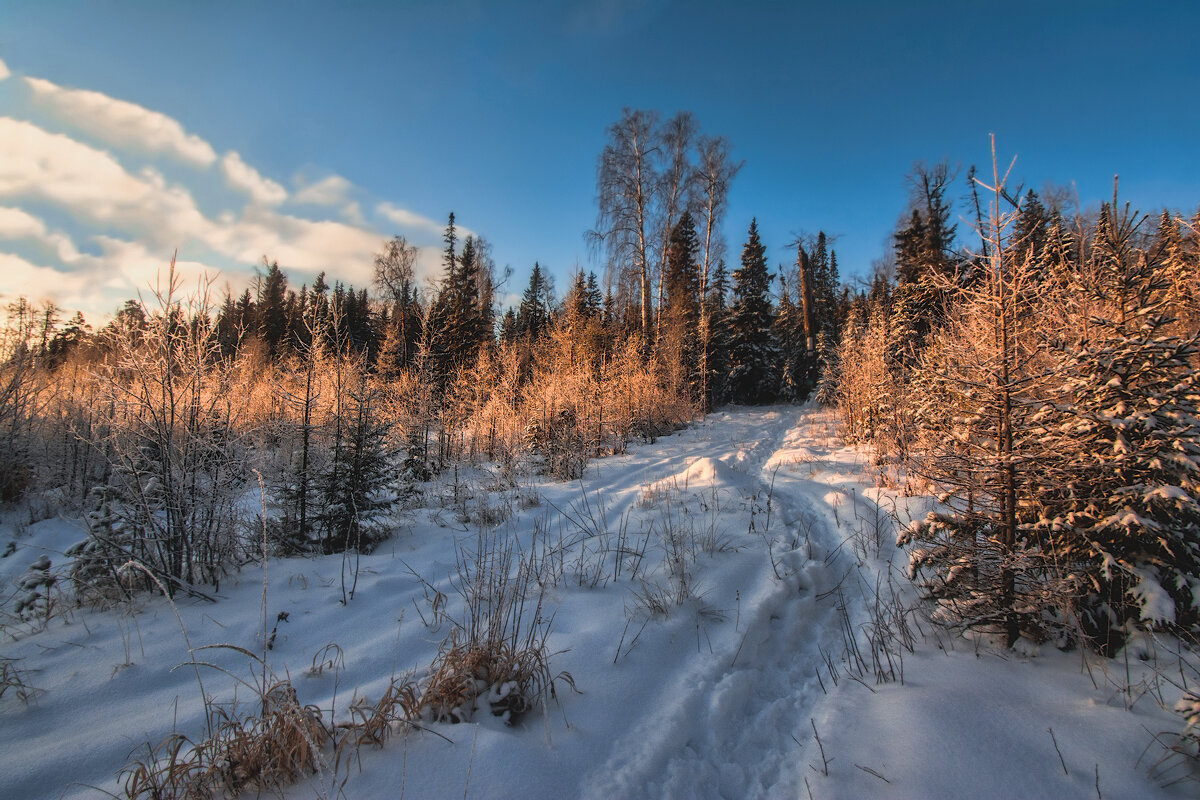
591,108,660,348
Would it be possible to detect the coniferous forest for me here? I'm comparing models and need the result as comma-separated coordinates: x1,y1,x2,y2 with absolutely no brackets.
4,113,1200,796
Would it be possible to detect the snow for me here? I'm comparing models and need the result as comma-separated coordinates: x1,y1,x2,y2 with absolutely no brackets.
0,405,1194,799
1131,567,1178,624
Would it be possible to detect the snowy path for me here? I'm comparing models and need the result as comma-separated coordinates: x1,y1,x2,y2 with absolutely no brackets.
579,407,862,799
2,405,1192,800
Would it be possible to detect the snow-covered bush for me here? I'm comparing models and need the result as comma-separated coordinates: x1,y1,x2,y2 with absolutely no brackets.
80,265,248,598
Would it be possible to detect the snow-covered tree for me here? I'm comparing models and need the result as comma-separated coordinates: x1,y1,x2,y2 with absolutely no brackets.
899,143,1059,647
1029,188,1200,652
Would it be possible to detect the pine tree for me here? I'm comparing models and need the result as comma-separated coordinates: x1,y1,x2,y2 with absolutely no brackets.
257,260,289,359
810,232,841,338
773,273,805,400
704,258,731,408
1154,209,1198,332
517,262,552,340
46,311,90,367
725,219,778,403
890,164,961,364
661,211,702,399
585,272,603,316
316,357,393,556
453,236,484,351
429,222,493,386
1031,190,1200,652
898,145,1051,648
499,308,519,344
663,211,701,329
1011,190,1049,270
562,270,589,320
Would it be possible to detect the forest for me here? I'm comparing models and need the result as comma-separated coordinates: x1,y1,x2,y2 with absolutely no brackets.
3,112,1200,796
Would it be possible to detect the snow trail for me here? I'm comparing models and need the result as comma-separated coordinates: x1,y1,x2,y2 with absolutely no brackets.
580,406,871,799
4,405,1186,800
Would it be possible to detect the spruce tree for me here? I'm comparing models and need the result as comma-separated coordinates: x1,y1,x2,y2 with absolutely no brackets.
316,359,393,555
585,272,603,316
661,212,702,398
257,260,289,359
898,148,1049,648
704,258,732,408
773,273,805,400
563,270,589,320
663,211,701,327
725,219,778,403
1011,190,1049,270
890,164,961,364
517,262,552,339
213,292,242,359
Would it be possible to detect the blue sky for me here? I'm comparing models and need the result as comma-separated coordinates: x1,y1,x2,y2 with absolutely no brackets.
1,0,1197,321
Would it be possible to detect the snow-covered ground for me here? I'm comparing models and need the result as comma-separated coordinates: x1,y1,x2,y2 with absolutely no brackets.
0,406,1194,798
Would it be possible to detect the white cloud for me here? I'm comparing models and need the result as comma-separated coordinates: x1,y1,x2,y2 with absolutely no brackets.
90,236,222,302
293,174,353,207
24,76,217,167
0,206,90,264
377,201,451,238
206,206,382,286
0,252,80,308
0,57,10,81
293,174,363,223
0,110,441,319
0,117,211,247
220,151,288,206
0,207,47,239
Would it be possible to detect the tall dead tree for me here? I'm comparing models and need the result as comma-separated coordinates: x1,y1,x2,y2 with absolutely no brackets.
653,111,698,336
590,108,661,347
694,134,741,408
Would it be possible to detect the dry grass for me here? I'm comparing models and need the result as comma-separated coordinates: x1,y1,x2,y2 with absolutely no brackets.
120,664,439,800
121,679,330,799
420,634,566,725
0,655,39,703
116,521,579,797
413,525,578,726
338,676,421,749
1140,639,1200,788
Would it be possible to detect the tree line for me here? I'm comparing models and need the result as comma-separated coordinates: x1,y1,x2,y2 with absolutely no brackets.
2,117,1198,656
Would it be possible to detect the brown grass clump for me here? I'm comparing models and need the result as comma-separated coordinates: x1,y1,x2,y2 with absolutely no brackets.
207,681,329,793
121,679,331,799
414,526,578,726
420,634,564,725
336,675,421,755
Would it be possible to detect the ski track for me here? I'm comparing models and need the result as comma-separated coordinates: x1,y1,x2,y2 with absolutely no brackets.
580,406,879,799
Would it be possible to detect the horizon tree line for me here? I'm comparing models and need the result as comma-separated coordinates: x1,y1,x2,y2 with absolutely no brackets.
2,116,1199,658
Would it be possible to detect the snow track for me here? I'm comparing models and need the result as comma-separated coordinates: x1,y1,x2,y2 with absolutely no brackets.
5,405,1183,800
580,406,866,799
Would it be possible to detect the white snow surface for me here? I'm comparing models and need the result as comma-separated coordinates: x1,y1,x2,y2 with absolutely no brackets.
0,405,1194,799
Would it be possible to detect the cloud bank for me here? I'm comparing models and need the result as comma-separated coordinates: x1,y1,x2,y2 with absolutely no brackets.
0,65,451,321
24,76,218,167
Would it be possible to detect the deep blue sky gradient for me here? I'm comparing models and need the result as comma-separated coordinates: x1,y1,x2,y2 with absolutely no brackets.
3,0,1197,297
